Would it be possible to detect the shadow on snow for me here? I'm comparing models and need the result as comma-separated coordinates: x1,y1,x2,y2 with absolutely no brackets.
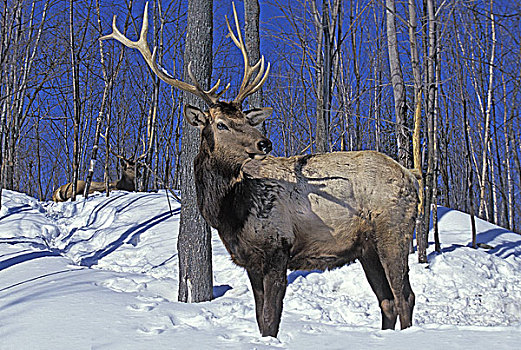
79,208,179,267
0,250,61,271
427,207,521,260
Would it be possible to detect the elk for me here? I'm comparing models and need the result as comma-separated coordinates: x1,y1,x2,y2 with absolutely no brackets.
52,151,143,202
102,2,418,337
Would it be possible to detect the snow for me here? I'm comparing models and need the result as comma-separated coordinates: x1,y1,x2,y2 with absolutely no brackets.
1,189,521,349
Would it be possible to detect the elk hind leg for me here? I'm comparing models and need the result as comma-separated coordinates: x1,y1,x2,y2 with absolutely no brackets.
359,248,397,329
403,271,415,325
378,237,414,329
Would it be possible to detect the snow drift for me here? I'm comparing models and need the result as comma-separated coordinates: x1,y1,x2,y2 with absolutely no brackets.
1,189,520,349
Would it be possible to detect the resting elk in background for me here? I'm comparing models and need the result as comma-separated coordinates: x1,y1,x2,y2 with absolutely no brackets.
102,3,419,337
52,151,143,202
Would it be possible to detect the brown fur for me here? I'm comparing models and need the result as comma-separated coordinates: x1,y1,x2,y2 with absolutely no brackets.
186,102,418,337
52,159,137,202
52,180,107,202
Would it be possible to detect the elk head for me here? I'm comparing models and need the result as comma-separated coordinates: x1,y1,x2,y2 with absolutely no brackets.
101,134,146,191
100,2,273,164
185,103,272,164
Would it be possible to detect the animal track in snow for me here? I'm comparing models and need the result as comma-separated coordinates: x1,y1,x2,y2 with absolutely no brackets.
127,295,166,312
136,315,177,335
97,276,148,293
137,324,168,335
127,302,157,312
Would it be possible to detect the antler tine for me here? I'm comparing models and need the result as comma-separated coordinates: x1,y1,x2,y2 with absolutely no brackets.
187,62,231,105
244,56,270,97
135,137,148,163
101,2,229,106
101,133,131,163
226,2,271,105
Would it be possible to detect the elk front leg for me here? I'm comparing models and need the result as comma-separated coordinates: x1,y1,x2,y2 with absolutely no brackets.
260,248,288,337
247,269,265,333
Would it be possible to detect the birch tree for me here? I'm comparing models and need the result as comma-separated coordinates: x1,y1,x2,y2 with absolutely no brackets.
477,1,496,219
68,0,82,201
385,0,409,167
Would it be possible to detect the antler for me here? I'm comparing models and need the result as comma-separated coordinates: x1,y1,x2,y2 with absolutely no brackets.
134,137,148,163
101,133,145,164
100,2,229,106
225,2,271,106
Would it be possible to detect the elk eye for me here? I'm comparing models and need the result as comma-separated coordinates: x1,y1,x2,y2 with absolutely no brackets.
216,122,229,131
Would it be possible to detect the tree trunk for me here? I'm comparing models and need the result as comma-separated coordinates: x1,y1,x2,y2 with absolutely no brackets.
417,0,437,262
408,0,423,254
493,117,506,226
385,0,408,167
373,2,382,153
142,76,159,191
0,0,9,207
408,0,421,99
478,5,496,219
178,0,213,303
413,91,423,253
104,111,112,197
504,69,517,230
313,0,341,153
349,1,361,150
312,0,327,153
141,2,164,192
69,0,81,201
2,3,22,191
463,99,478,248
244,0,262,110
432,15,440,252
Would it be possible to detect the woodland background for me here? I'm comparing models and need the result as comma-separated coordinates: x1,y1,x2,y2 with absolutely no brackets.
0,0,519,235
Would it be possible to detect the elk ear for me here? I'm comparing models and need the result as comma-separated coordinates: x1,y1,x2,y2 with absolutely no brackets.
244,107,273,126
184,105,209,128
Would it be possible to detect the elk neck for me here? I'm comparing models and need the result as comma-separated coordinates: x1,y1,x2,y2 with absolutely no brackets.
116,170,135,191
193,142,252,232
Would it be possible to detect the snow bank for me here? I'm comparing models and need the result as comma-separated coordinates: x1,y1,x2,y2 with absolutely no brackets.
1,189,521,349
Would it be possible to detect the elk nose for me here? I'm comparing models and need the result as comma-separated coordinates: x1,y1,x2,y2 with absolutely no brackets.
257,139,272,154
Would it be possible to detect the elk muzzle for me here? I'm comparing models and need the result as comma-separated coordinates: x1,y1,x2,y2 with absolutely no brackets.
257,139,272,154
248,138,272,160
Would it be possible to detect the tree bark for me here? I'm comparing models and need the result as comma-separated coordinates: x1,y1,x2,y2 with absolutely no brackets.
408,0,421,99
373,2,382,153
312,0,327,153
504,68,517,230
69,0,81,201
244,0,262,110
463,98,478,248
349,1,361,150
413,91,423,254
385,0,409,167
408,0,423,254
0,1,12,206
417,0,438,262
478,4,496,219
456,37,478,247
178,0,213,303
432,15,440,252
141,1,164,192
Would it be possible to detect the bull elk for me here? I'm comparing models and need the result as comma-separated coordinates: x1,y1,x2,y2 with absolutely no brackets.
102,2,418,337
52,151,143,202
